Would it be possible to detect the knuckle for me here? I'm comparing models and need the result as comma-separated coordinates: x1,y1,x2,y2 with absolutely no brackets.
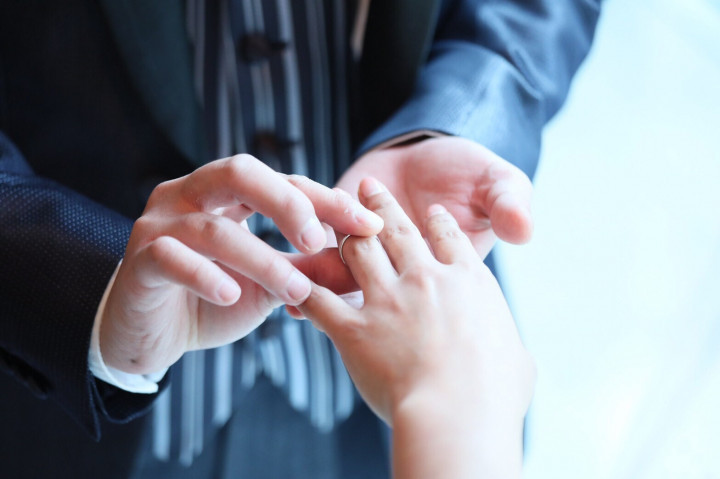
401,266,437,293
426,213,451,231
427,212,453,227
224,154,256,179
330,190,354,214
286,174,311,189
432,226,464,244
404,265,430,285
364,191,394,212
345,236,377,258
178,214,200,233
132,216,156,239
186,260,212,287
382,223,416,242
145,236,177,266
196,215,231,245
278,189,312,219
260,254,292,289
146,179,176,208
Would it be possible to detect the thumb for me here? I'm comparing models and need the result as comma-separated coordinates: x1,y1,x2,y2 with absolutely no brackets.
287,248,359,296
490,190,534,244
295,283,358,337
480,162,533,244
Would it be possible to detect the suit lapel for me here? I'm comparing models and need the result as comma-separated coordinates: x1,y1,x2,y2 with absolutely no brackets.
359,0,441,134
99,0,205,165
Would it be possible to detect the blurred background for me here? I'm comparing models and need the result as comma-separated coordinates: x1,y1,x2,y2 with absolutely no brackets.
494,0,720,477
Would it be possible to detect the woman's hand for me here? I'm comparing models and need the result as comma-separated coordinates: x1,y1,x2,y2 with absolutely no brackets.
298,177,535,478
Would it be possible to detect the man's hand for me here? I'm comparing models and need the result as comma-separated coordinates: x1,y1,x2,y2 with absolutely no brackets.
335,137,533,257
100,155,383,375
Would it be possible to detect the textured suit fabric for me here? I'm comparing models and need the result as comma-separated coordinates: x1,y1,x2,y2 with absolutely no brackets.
0,0,601,477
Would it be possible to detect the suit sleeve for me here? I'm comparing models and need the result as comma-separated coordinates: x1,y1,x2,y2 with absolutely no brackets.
359,0,602,179
0,131,166,440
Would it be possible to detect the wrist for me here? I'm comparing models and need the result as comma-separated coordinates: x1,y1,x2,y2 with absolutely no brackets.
392,386,524,479
357,130,446,157
88,261,166,393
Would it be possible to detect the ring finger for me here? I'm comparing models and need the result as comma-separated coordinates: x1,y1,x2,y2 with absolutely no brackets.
339,234,396,294
358,177,433,272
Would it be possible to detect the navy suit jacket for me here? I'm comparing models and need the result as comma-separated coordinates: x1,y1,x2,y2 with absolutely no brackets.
0,0,600,476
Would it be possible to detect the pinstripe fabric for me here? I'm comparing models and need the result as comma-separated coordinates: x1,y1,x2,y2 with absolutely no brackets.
153,0,358,465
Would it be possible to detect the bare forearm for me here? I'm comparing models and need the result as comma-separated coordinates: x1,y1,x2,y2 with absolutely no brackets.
392,390,524,479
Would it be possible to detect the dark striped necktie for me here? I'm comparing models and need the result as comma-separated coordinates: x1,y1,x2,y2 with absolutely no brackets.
152,0,359,465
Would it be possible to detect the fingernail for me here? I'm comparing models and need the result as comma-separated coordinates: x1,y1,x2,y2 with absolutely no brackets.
352,203,384,230
286,305,307,320
287,270,311,303
300,217,327,252
360,177,386,198
218,280,241,303
427,204,447,217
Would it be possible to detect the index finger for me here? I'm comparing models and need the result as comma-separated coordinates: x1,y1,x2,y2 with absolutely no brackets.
180,155,383,254
285,174,384,238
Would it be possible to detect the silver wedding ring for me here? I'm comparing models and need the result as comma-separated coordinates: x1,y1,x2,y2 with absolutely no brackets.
338,234,352,265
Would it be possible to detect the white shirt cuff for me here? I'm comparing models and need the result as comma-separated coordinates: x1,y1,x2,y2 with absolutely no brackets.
88,261,167,394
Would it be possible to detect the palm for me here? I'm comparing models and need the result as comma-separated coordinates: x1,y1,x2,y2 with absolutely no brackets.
107,246,354,374
104,267,275,374
336,137,533,258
